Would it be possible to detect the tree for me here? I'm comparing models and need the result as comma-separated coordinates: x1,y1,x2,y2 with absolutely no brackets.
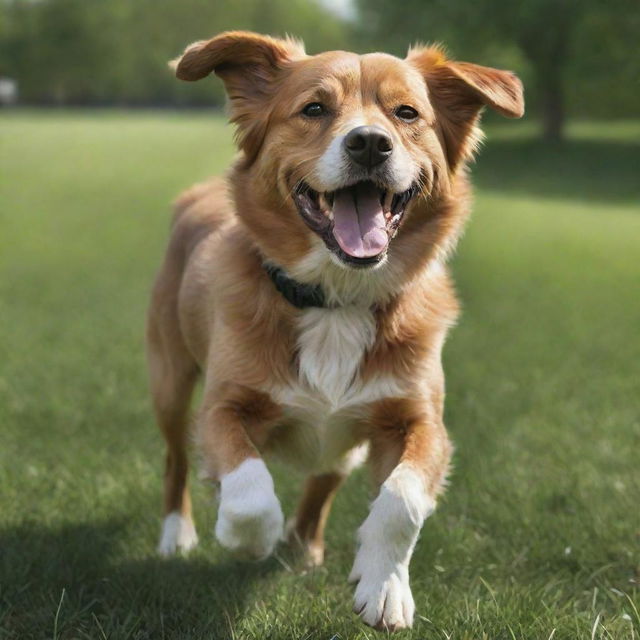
0,0,350,106
355,0,640,142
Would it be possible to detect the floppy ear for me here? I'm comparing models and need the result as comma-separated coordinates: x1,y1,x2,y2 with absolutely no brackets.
407,45,524,170
173,31,306,162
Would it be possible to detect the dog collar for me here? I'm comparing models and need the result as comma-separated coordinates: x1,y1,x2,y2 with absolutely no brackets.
264,262,326,309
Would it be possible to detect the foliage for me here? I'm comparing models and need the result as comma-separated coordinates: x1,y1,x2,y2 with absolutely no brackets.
355,0,640,136
2,0,639,124
0,0,349,106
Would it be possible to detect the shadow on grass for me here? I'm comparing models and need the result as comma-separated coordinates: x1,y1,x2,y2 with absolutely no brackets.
0,518,282,639
475,138,640,204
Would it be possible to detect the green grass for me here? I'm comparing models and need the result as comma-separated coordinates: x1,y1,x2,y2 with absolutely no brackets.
1,111,639,640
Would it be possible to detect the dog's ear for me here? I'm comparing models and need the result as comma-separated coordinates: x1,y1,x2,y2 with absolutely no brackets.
172,31,306,162
407,45,524,170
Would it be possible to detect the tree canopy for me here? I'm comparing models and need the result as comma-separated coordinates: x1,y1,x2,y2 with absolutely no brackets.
355,0,640,140
0,0,349,106
1,0,638,139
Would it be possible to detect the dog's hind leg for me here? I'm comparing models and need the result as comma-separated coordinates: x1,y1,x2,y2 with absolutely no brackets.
147,294,199,556
287,472,344,567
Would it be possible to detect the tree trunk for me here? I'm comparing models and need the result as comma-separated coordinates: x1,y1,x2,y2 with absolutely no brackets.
520,16,571,144
541,69,564,143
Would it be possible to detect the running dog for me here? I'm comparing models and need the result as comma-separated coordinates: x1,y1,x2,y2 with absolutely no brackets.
147,31,523,630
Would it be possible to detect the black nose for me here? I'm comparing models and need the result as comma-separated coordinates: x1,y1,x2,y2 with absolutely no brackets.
344,126,393,169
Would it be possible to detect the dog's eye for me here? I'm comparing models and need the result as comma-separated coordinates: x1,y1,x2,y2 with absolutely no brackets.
302,102,326,118
395,105,419,122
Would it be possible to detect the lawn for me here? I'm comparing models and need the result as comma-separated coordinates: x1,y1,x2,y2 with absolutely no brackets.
0,111,638,640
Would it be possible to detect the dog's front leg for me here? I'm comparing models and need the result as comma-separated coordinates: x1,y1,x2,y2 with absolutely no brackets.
350,399,452,631
198,386,284,560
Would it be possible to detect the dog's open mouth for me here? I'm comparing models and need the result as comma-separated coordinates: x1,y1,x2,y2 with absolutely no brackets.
293,180,418,267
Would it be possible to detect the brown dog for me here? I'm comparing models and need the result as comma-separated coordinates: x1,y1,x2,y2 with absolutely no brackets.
147,31,523,631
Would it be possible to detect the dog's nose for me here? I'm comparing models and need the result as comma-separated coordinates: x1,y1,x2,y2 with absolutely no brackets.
344,126,393,169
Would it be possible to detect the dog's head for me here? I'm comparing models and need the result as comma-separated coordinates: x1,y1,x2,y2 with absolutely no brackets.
174,32,523,273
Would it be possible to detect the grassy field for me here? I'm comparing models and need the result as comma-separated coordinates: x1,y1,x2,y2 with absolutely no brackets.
1,112,639,640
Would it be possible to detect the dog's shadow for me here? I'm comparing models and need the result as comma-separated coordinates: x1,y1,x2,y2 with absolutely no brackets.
0,515,287,638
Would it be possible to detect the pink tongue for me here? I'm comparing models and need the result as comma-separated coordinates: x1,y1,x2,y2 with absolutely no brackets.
332,183,388,258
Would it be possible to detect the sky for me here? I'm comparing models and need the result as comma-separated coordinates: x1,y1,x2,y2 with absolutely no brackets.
319,0,356,21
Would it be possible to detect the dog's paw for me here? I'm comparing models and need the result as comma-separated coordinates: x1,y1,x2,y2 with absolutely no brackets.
215,494,283,560
348,462,435,629
349,558,414,631
157,512,199,556
285,517,325,568
215,458,284,560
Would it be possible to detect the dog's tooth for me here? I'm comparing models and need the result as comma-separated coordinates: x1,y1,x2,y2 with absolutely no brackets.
319,193,332,216
389,213,402,233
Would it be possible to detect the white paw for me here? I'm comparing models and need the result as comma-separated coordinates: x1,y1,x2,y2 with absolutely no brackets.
215,458,284,560
157,512,199,556
349,548,414,630
348,463,436,630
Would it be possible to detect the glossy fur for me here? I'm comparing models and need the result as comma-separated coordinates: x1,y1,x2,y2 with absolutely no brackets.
147,31,523,631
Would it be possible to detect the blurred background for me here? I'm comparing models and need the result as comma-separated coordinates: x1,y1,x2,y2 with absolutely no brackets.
1,0,640,139
1,1,639,639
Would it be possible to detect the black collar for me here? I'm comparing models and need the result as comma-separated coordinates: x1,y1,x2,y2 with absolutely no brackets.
264,262,326,309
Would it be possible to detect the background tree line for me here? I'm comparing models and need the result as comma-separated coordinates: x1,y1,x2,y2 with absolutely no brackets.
1,0,639,140
354,0,640,141
0,0,349,107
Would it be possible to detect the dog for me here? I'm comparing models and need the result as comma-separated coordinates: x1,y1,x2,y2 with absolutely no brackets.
146,31,523,631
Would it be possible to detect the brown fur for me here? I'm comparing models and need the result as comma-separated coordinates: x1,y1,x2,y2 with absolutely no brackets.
147,31,523,590
288,472,344,566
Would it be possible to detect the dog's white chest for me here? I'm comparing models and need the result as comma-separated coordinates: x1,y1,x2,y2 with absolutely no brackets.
296,306,376,405
267,306,400,474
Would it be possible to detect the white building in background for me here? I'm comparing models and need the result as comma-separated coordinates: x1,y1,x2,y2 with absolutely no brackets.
0,78,18,106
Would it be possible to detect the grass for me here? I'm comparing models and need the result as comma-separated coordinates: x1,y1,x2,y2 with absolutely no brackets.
0,111,638,639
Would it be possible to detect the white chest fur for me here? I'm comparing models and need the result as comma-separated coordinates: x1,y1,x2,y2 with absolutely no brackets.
296,306,376,406
268,306,402,474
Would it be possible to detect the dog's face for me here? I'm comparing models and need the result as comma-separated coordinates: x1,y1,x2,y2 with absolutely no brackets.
175,32,523,270
267,51,438,269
